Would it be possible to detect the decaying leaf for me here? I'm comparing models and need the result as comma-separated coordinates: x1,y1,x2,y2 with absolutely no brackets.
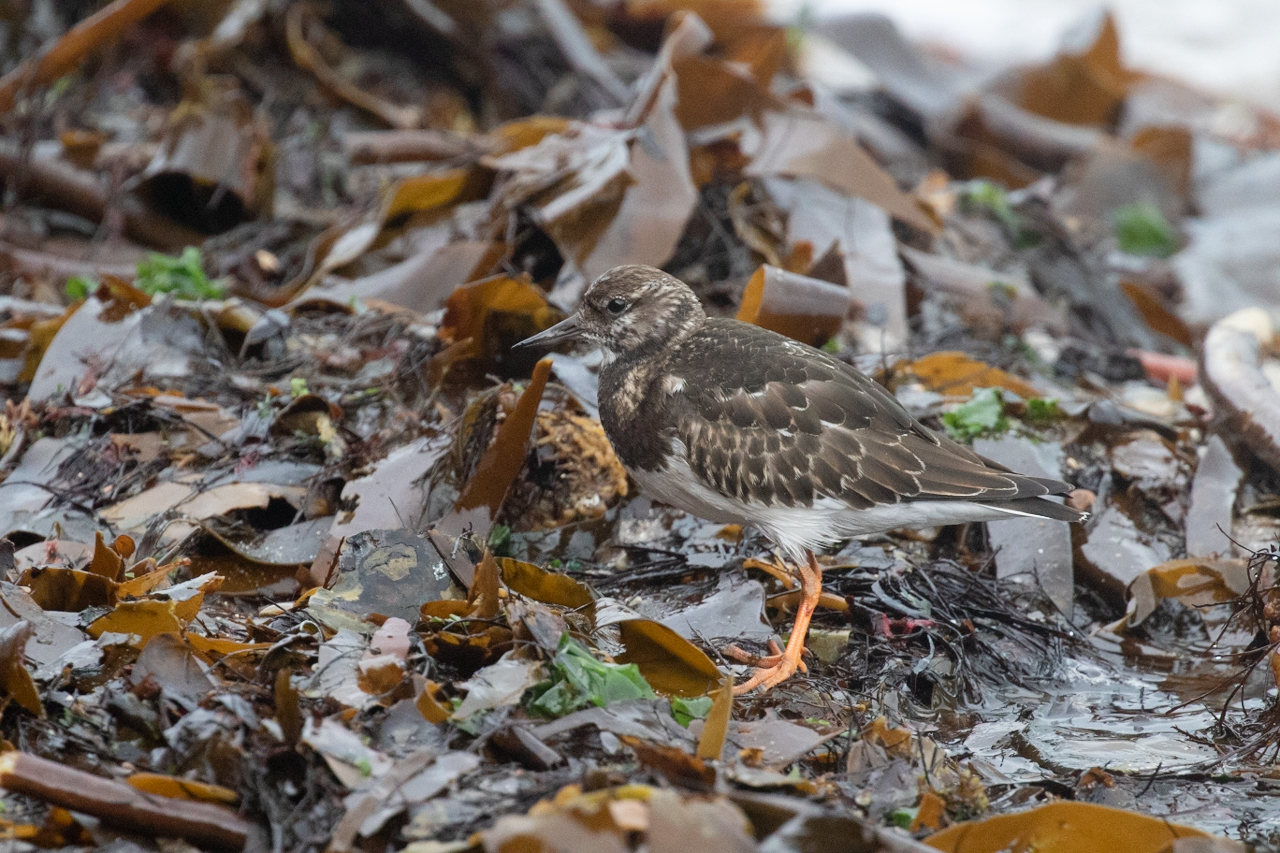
416,680,452,724
126,773,239,805
480,784,756,853
329,750,481,849
1004,10,1132,128
281,168,488,304
695,676,732,760
762,176,911,353
25,277,150,403
745,108,937,234
901,246,1064,336
19,566,118,612
615,618,722,698
1077,494,1175,606
1123,558,1251,629
455,654,546,718
1185,435,1244,559
485,12,705,279
444,358,553,539
0,621,44,718
84,572,222,648
329,435,448,541
499,558,594,609
619,734,716,790
901,352,1041,399
140,85,273,232
86,600,185,646
926,801,1215,853
439,276,562,368
301,716,395,788
735,265,854,348
419,549,516,674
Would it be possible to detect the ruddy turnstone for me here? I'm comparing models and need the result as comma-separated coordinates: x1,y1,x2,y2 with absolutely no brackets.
517,265,1085,693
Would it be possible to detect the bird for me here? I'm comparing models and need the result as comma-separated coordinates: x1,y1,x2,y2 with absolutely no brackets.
516,264,1085,694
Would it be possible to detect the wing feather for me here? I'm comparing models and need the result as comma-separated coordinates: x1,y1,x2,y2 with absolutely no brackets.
668,320,1073,509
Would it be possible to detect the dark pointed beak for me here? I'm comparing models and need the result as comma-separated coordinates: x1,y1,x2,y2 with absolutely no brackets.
514,313,586,350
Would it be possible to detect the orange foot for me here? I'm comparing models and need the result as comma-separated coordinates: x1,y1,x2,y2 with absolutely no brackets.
723,639,808,674
731,550,822,695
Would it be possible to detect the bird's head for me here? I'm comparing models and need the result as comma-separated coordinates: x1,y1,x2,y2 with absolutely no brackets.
516,265,705,358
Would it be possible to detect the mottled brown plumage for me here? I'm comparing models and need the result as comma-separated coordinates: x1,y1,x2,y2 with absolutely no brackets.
653,317,1072,511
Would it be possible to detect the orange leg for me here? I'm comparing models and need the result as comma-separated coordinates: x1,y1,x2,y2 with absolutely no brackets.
732,550,822,695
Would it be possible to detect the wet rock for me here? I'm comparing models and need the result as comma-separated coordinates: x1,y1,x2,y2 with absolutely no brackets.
1184,435,1243,557
1109,429,1191,523
1200,308,1280,475
1020,693,1219,774
309,529,457,631
330,436,448,539
633,569,773,645
974,436,1074,615
1176,152,1280,325
1076,494,1173,605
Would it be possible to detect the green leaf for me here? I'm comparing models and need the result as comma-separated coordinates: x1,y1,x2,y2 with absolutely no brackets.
942,387,1009,442
488,524,512,556
290,377,309,397
821,337,840,354
135,246,226,300
1023,397,1061,424
962,180,1038,248
671,695,714,727
1112,202,1178,258
524,634,655,719
963,181,1017,228
889,808,917,829
447,697,482,734
64,275,98,301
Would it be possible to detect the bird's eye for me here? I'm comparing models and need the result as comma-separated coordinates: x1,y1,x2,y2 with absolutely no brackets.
605,297,628,315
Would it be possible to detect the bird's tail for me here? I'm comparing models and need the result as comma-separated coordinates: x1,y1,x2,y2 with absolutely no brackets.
986,496,1089,524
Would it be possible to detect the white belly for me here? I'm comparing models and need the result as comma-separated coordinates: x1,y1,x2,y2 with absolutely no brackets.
628,452,1043,560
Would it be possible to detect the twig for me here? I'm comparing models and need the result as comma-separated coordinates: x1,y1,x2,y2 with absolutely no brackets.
341,129,490,165
0,751,253,850
285,3,420,129
531,0,630,105
0,0,175,113
0,145,204,251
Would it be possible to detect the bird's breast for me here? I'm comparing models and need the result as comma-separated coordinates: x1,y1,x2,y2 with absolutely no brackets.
598,358,675,472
